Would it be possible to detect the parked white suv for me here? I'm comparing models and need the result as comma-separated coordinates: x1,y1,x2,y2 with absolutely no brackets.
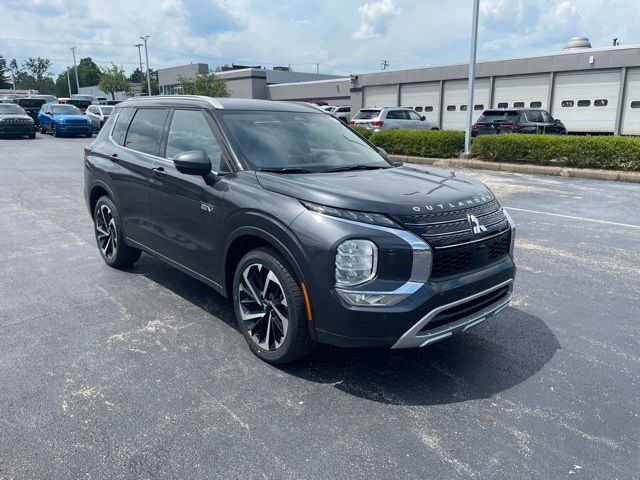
332,105,351,123
85,104,114,131
350,107,439,132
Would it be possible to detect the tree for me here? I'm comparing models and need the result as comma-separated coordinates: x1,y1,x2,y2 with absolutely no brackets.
0,56,11,89
176,72,229,97
98,64,130,100
22,57,53,90
55,68,76,97
77,57,101,87
129,67,145,84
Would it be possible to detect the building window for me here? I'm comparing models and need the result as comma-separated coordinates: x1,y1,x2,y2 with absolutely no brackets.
561,100,574,107
447,105,456,111
530,101,542,108
497,102,508,109
425,106,434,112
577,100,591,107
513,102,525,108
631,101,640,109
460,105,468,111
415,106,423,112
474,104,484,111
594,99,608,107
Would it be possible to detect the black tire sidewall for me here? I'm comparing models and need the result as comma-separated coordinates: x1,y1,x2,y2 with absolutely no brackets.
93,196,139,268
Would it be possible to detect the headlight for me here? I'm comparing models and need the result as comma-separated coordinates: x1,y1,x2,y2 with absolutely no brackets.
302,201,399,228
335,239,377,287
58,118,65,123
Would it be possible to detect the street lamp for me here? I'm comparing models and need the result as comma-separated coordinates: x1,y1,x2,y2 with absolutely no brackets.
464,0,480,155
134,44,144,84
140,35,152,96
70,47,80,93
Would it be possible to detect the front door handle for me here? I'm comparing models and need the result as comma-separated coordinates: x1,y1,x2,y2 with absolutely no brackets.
152,167,167,177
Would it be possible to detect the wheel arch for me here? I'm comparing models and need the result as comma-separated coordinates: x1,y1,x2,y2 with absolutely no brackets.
88,181,117,218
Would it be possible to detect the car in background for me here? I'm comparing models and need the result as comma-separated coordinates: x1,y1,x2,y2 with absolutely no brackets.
350,107,439,132
0,94,22,103
332,105,351,123
13,97,47,126
320,105,337,113
29,94,58,104
71,94,97,104
472,108,566,136
106,100,121,106
38,103,93,137
86,104,114,130
96,97,108,105
0,103,36,139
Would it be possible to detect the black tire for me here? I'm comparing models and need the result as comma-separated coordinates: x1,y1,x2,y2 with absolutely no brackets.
40,124,46,134
431,127,440,130
93,196,142,268
85,131,93,138
51,123,59,137
29,133,36,139
233,247,316,364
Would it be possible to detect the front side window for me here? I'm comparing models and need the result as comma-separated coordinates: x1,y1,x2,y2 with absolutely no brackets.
386,110,410,120
408,111,423,120
524,110,543,123
219,110,390,172
541,111,554,123
166,109,225,172
124,108,169,156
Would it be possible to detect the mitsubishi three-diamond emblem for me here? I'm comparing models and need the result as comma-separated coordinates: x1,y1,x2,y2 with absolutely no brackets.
467,214,488,235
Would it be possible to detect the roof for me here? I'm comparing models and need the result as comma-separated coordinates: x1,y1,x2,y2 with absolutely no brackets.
120,95,323,113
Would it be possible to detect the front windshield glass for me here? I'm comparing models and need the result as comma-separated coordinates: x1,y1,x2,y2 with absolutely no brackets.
101,106,114,115
0,104,26,115
52,105,81,115
219,111,391,172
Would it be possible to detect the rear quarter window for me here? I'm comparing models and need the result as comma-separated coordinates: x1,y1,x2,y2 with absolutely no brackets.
110,107,135,146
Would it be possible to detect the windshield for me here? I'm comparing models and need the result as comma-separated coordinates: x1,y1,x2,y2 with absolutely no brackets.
477,111,519,122
353,109,380,120
100,106,114,115
219,111,391,172
0,104,26,115
52,105,81,115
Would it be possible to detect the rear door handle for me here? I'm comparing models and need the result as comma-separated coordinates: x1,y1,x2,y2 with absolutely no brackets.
152,167,167,177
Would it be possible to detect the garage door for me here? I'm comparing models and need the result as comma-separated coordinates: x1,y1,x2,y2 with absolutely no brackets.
621,68,640,135
442,79,490,130
400,82,440,125
551,70,621,133
493,75,549,110
362,85,397,108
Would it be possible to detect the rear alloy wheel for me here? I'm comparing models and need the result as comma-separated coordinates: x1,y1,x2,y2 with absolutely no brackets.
93,196,141,268
51,122,59,137
233,248,315,363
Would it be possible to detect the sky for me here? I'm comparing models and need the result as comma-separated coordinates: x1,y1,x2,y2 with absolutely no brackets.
1,0,638,78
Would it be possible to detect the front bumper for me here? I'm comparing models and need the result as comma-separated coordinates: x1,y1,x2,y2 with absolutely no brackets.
0,124,36,136
57,123,92,134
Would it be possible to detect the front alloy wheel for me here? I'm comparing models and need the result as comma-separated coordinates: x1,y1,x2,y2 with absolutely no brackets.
96,204,117,259
93,196,141,268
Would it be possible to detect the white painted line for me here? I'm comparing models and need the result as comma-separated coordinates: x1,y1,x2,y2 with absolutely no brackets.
505,206,640,230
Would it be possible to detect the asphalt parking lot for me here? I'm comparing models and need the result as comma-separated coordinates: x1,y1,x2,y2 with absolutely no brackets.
1,134,639,480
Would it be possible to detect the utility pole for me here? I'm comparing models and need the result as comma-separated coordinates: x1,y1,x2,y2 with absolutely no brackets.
66,69,72,97
70,47,80,93
464,0,480,155
381,60,390,70
134,43,144,83
316,63,319,74
140,35,152,96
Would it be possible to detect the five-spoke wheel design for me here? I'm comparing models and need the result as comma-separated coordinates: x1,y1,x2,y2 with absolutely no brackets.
238,263,289,351
95,204,117,259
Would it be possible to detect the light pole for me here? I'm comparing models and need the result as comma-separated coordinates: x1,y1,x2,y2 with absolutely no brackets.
66,69,72,97
134,43,144,83
464,0,480,155
70,47,80,93
140,35,152,96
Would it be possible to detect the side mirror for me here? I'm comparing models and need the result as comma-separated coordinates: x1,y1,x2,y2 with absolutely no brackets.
555,119,562,124
421,116,426,121
173,150,212,176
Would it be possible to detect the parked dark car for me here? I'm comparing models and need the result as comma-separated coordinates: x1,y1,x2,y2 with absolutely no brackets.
0,103,36,138
472,108,566,136
84,96,516,363
67,99,92,113
13,97,47,126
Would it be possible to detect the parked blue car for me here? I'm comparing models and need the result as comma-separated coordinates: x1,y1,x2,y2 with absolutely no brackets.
38,103,93,137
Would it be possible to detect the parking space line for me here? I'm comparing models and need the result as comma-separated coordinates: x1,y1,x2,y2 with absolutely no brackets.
505,206,640,229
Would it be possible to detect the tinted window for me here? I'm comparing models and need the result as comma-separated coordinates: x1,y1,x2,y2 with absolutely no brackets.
594,99,607,107
474,104,484,111
561,100,574,107
408,111,423,120
524,110,544,122
425,106,434,112
530,101,542,108
497,102,508,108
460,105,468,111
477,111,518,122
541,111,554,123
386,110,410,120
577,100,591,107
336,107,350,113
447,105,456,111
124,108,169,155
166,109,224,171
353,109,380,120
414,106,423,112
631,101,640,109
111,107,135,145
513,102,525,108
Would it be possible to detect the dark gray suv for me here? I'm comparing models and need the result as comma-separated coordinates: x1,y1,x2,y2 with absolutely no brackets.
84,96,516,363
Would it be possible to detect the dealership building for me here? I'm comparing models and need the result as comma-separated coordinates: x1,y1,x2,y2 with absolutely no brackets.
158,38,640,134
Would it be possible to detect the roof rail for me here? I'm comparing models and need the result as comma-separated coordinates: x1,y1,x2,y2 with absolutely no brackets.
129,95,225,109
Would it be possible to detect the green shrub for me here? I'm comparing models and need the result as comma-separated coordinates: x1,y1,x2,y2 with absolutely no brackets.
350,125,372,139
369,130,465,158
471,134,640,171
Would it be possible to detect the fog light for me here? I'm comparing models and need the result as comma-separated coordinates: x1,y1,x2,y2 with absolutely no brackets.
335,239,377,287
337,291,406,307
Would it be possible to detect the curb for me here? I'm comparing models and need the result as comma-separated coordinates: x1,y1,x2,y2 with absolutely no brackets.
390,155,640,184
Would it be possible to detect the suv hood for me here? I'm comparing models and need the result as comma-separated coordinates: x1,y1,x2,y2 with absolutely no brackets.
53,113,88,121
256,165,495,215
0,113,33,121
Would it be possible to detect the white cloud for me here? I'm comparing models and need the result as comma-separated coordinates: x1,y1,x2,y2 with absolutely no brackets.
352,0,399,39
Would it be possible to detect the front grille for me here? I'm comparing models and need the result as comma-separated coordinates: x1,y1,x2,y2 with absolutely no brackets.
66,119,88,124
1,119,31,125
431,230,511,279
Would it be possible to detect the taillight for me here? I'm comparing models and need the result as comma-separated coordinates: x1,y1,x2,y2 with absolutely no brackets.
349,120,355,125
472,123,481,129
370,120,384,127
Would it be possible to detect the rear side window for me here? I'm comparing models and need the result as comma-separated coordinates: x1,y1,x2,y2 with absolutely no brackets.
166,109,225,171
111,107,134,145
124,108,169,156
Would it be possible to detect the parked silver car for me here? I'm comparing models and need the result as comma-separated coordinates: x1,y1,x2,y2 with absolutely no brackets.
332,105,351,123
350,107,439,132
85,104,114,130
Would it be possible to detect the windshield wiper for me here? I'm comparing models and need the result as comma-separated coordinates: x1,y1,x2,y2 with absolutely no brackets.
258,167,315,174
326,164,389,172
